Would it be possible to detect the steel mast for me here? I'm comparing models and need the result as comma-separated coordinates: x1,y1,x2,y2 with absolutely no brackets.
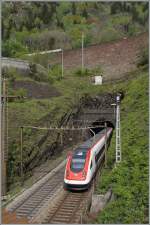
116,94,121,163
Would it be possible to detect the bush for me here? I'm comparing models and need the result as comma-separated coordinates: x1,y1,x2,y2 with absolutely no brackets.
2,39,28,57
91,65,103,76
74,67,91,77
100,27,123,43
27,54,49,68
8,88,28,102
137,48,148,67
2,67,21,84
25,30,71,52
15,88,28,97
29,63,48,82
48,64,63,81
73,66,103,77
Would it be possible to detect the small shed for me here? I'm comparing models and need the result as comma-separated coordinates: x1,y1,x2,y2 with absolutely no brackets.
94,75,103,85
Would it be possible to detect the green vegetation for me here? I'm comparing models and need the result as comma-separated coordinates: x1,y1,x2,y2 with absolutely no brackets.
29,62,48,82
48,64,62,82
95,71,148,224
137,48,148,68
2,2,148,57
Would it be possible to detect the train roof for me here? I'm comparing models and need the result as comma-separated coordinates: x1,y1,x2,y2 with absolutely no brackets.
74,128,111,153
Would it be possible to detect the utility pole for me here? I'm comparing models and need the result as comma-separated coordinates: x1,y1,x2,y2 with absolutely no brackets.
81,32,84,71
104,122,107,168
1,78,7,197
1,78,27,197
20,127,23,182
115,94,121,163
61,49,64,78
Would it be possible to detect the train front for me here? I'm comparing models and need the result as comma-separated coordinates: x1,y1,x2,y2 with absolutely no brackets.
64,149,91,191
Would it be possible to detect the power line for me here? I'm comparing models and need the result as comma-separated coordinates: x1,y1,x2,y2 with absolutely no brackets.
21,125,105,130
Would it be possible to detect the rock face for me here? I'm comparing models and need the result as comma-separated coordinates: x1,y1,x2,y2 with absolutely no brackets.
2,57,48,81
74,93,117,127
90,189,113,214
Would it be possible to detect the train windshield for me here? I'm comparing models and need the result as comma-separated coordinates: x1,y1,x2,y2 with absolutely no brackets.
70,149,87,172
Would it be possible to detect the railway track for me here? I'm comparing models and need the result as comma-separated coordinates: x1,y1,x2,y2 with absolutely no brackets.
5,162,65,222
43,189,92,224
4,146,105,224
41,161,104,224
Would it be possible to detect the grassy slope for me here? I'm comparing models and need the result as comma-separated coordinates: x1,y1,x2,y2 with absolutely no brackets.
94,70,148,223
7,65,148,224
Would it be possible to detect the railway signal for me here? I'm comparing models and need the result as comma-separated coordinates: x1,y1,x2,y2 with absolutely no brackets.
111,93,122,164
115,94,122,163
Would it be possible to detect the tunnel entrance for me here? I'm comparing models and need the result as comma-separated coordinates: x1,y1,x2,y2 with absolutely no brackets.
89,120,114,137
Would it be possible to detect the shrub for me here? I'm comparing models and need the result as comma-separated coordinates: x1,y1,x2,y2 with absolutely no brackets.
29,63,48,82
91,65,103,76
100,27,123,43
73,66,103,78
8,88,28,102
2,67,20,84
48,64,63,81
2,39,28,57
74,67,90,77
15,88,28,97
28,54,49,68
137,48,148,68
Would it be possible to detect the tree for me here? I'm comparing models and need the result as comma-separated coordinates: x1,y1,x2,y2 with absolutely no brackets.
72,2,76,15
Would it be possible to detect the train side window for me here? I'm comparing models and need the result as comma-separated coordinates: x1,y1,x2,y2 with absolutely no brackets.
90,161,93,169
95,145,105,163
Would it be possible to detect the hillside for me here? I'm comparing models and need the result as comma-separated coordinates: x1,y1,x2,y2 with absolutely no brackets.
93,70,149,224
2,2,148,57
2,2,149,224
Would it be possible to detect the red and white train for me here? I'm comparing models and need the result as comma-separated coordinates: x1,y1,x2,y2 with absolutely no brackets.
64,127,113,191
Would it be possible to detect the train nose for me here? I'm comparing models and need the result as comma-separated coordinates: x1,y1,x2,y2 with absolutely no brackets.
66,170,70,179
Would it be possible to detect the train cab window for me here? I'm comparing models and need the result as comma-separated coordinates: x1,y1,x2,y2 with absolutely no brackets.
70,149,87,172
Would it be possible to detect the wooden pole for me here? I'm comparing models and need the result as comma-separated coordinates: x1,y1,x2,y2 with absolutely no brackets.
104,122,107,168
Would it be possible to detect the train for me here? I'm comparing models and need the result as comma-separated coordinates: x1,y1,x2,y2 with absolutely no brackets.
64,127,113,191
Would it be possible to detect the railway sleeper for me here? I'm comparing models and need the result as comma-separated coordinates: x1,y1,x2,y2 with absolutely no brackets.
50,218,70,223
56,211,74,215
60,206,76,210
16,209,31,213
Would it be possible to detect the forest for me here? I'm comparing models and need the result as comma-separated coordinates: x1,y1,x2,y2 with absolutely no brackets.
2,1,148,57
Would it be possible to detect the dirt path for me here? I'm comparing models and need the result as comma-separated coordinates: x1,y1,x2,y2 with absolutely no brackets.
52,33,148,80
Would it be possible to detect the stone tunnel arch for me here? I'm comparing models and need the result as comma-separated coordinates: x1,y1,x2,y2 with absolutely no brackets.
89,119,114,136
